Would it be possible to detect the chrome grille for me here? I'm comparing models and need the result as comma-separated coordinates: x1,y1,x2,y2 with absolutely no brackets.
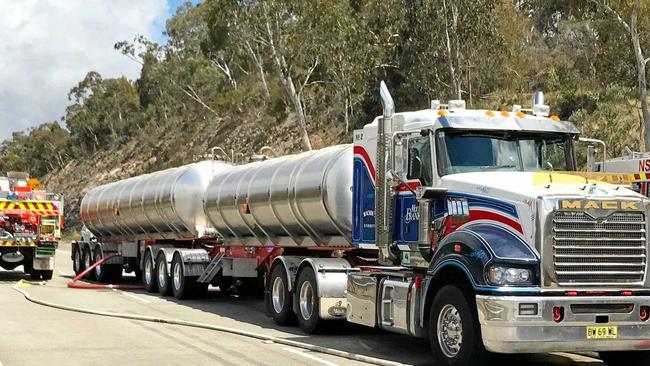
553,211,647,286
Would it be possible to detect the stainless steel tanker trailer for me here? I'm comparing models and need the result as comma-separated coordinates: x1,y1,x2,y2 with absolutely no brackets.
73,83,650,366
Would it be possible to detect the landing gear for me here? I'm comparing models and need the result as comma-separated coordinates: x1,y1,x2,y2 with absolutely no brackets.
429,285,487,366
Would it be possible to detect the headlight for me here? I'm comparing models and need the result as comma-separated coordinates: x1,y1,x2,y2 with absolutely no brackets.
488,265,532,286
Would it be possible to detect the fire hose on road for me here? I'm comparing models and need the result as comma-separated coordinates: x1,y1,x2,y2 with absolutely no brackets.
12,256,410,366
67,253,144,290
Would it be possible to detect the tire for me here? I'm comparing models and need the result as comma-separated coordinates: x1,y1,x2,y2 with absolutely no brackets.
294,267,321,334
93,247,108,283
156,254,172,296
72,245,82,275
269,264,295,326
429,285,488,366
171,254,194,300
599,351,650,366
82,247,96,281
142,252,157,293
39,271,54,281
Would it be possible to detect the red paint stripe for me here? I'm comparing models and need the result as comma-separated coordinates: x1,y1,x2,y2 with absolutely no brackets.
353,146,375,180
469,209,523,234
396,181,421,192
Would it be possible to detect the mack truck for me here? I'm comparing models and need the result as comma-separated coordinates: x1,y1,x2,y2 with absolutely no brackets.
72,83,650,366
0,172,62,280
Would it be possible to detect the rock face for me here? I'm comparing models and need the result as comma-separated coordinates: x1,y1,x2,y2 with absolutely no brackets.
42,115,345,235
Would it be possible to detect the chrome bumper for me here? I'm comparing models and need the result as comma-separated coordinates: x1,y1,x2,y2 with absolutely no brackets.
476,295,650,353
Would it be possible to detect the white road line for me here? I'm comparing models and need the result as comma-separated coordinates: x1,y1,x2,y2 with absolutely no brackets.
118,290,153,304
551,352,602,363
283,347,341,366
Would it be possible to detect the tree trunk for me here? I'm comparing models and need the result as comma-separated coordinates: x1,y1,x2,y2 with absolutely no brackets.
630,0,650,150
442,0,461,99
264,18,312,150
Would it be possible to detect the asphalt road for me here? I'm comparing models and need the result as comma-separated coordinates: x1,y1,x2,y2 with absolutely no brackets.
0,243,605,366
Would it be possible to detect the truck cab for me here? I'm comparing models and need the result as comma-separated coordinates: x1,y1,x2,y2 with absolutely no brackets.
347,85,650,365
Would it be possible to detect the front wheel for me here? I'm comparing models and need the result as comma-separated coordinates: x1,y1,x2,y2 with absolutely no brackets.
294,267,321,334
429,285,488,366
599,351,650,366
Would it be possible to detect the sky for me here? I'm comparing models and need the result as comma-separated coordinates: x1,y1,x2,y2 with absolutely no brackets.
0,0,198,142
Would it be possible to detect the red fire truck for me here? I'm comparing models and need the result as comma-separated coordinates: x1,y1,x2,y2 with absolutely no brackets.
0,172,63,280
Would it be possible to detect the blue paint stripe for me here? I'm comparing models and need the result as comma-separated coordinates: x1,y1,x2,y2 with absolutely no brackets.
448,191,519,218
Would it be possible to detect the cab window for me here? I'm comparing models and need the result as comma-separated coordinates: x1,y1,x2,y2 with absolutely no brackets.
407,136,433,186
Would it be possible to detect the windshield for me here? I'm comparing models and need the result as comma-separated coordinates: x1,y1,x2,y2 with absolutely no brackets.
436,130,573,176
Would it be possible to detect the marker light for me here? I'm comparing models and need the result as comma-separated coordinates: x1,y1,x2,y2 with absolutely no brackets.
550,115,560,121
485,110,495,117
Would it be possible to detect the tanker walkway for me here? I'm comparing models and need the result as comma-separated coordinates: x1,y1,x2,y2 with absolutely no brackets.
0,242,603,366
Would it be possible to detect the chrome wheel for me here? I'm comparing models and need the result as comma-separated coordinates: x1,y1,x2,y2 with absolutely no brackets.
157,258,166,288
272,276,285,314
144,256,153,285
73,249,81,273
83,250,91,269
299,281,314,320
94,251,102,278
437,304,463,358
173,262,182,291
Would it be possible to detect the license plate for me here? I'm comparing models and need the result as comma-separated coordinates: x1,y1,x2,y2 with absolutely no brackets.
587,326,618,340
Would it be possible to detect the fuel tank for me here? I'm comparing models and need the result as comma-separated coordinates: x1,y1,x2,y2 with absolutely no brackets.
80,160,233,240
203,145,353,247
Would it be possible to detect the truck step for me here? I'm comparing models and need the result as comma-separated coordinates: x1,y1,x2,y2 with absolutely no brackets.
196,252,225,284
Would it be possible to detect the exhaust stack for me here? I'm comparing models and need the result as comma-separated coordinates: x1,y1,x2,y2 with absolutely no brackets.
376,81,397,265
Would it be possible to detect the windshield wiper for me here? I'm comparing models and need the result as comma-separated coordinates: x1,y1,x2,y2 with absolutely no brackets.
479,164,517,171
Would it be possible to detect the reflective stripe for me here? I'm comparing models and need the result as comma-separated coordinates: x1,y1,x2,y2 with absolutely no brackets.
0,240,36,247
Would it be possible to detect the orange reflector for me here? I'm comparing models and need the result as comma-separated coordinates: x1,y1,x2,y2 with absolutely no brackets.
241,203,250,214
438,110,447,117
485,110,495,117
550,115,560,121
516,111,525,118
500,110,510,117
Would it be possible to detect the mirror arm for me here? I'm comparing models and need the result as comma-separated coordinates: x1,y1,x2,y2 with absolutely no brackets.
389,170,417,195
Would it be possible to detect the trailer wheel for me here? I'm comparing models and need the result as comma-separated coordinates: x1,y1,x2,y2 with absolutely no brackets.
142,252,157,293
93,247,108,283
295,267,321,334
72,245,82,275
171,254,195,300
429,285,487,366
599,351,650,366
269,264,295,326
82,247,96,281
156,254,172,296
